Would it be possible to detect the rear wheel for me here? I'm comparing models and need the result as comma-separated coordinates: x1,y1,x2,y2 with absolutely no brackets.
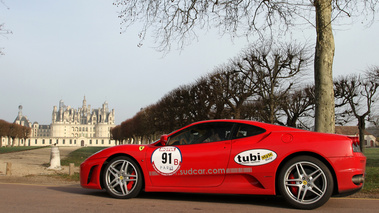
103,156,143,199
278,156,333,209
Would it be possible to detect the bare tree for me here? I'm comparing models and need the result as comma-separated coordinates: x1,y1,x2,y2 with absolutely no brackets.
240,101,264,122
334,67,379,151
280,85,315,129
206,72,228,118
0,119,8,147
0,119,31,147
1,1,12,55
245,41,311,124
211,65,256,119
114,0,378,133
120,118,137,144
21,126,30,146
114,40,311,138
110,125,122,145
0,23,11,55
191,78,216,120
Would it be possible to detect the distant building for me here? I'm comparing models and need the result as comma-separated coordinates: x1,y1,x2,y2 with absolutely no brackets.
1,97,116,147
50,97,115,138
335,126,377,147
14,105,32,128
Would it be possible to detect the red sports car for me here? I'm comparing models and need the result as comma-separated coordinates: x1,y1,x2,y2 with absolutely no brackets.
80,120,366,209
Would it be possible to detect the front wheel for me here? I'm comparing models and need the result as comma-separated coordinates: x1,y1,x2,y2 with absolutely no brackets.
103,156,143,199
278,156,334,209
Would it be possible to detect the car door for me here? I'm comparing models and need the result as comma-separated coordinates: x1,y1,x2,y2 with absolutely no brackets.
146,122,234,187
228,123,277,168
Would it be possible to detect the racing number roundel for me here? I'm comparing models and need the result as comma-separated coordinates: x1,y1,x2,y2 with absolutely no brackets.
151,146,182,176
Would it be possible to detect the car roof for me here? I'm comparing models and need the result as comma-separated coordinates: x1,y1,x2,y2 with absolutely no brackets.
186,119,307,133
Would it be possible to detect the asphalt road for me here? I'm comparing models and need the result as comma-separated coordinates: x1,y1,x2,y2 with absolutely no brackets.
0,183,378,213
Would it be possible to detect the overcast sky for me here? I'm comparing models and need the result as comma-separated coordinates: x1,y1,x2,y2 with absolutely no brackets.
1,0,378,125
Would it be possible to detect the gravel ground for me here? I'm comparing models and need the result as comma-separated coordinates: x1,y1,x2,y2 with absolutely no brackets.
0,146,81,185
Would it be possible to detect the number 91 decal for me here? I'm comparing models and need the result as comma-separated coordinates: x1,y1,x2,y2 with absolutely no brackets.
151,146,182,176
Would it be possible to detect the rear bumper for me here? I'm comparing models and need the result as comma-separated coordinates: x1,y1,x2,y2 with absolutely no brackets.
329,153,366,195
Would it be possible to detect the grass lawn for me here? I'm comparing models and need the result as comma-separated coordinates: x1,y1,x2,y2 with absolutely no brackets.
47,147,108,182
60,147,108,166
361,148,379,194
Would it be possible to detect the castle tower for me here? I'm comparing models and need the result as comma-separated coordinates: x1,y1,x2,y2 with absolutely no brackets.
83,96,87,110
17,105,23,119
14,105,31,128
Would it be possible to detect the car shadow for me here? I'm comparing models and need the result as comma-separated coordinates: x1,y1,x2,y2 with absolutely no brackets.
48,184,109,198
138,192,289,208
48,185,290,209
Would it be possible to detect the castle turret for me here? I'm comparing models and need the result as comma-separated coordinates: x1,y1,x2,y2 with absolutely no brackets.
13,105,32,128
83,96,87,110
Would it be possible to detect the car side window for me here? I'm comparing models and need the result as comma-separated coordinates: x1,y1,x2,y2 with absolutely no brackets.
232,124,266,139
167,122,234,145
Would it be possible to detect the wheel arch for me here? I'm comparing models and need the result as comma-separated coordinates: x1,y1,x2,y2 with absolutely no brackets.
274,152,338,196
99,153,145,190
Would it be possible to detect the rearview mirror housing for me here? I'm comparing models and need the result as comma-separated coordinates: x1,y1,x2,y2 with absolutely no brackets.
160,134,168,146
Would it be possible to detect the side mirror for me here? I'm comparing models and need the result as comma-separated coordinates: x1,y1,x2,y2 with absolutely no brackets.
160,134,168,146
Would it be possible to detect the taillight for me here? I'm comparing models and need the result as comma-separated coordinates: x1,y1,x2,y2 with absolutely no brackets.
348,136,361,152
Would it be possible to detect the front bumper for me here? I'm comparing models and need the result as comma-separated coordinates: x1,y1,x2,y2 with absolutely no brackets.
80,157,107,190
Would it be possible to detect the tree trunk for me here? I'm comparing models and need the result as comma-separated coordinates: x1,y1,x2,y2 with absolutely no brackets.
314,0,335,133
358,116,366,153
234,108,241,119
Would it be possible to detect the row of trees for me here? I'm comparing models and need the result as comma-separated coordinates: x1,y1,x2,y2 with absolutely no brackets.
111,41,312,143
0,119,31,147
111,41,379,149
114,0,379,134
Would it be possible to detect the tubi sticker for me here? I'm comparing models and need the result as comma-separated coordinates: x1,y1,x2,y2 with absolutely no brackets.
234,149,277,166
151,146,182,176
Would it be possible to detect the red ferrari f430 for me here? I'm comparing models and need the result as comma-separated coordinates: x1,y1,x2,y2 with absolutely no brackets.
80,120,366,209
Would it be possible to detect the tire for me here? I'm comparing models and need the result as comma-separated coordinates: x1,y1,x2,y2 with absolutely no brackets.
103,156,143,199
278,156,334,209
